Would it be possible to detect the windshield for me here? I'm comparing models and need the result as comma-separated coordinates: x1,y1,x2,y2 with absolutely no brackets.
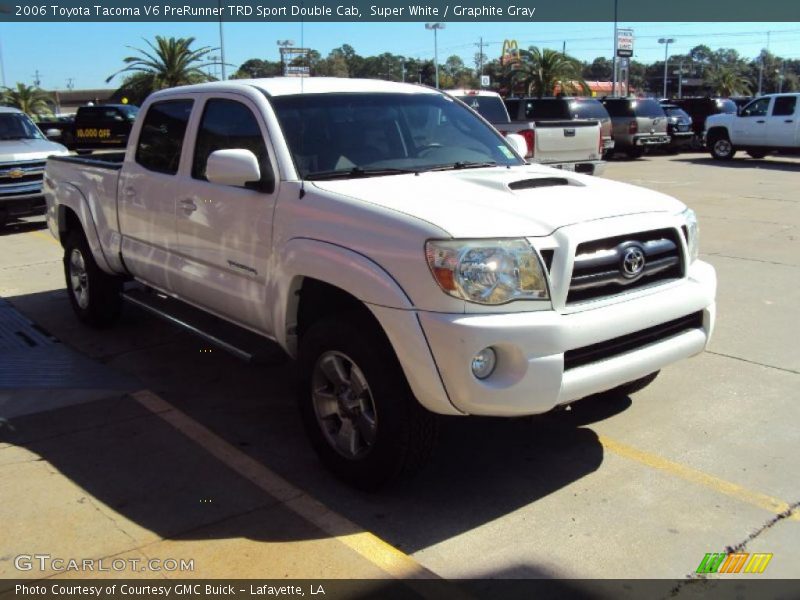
716,99,738,114
454,95,510,124
270,92,524,179
524,99,571,120
118,105,140,121
569,100,610,121
631,100,666,118
0,113,45,140
662,107,690,119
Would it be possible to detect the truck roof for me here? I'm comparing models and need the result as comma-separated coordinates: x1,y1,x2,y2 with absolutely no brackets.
152,77,440,99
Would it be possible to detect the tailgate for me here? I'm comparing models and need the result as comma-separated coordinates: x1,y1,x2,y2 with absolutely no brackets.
532,120,600,164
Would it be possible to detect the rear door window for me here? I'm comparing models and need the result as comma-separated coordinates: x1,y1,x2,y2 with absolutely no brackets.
601,100,632,117
135,100,194,175
569,100,610,120
524,100,571,120
771,96,797,117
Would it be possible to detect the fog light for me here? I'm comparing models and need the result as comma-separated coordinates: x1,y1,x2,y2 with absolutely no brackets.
471,347,497,380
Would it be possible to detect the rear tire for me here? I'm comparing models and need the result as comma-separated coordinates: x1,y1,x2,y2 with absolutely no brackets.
709,134,736,160
63,229,122,328
298,312,438,490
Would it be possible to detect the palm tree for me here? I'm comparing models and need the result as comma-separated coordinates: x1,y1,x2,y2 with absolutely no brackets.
705,66,752,96
106,36,218,99
1,83,53,117
509,47,589,97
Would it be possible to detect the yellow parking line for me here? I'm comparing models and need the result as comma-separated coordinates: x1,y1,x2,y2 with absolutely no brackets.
599,435,800,521
132,390,441,580
29,229,59,246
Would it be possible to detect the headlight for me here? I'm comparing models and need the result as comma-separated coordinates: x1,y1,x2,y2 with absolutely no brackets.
425,239,549,304
682,208,699,263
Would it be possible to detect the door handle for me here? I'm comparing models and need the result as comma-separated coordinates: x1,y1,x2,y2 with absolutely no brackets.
122,186,136,197
179,199,197,213
756,120,766,124
785,119,794,123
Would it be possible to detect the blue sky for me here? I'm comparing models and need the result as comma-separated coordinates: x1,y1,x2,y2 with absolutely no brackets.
2,21,798,90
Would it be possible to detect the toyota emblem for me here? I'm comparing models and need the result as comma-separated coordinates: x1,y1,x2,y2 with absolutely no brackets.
621,246,646,278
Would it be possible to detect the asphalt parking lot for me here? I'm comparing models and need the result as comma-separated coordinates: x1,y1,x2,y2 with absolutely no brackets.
0,154,798,592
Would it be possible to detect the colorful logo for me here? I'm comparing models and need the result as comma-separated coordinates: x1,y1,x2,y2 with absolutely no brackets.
501,39,521,67
696,552,773,574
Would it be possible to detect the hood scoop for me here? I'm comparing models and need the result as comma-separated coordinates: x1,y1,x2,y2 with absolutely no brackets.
508,177,573,191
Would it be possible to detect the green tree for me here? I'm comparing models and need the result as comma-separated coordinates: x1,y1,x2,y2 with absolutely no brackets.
1,83,53,117
232,58,283,79
705,65,752,96
106,36,218,98
510,47,589,97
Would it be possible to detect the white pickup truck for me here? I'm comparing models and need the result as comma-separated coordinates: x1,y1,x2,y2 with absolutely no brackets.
44,78,716,488
705,93,800,160
450,89,605,175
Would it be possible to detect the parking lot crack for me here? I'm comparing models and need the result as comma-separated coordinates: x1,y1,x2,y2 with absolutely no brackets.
706,350,800,375
667,500,800,598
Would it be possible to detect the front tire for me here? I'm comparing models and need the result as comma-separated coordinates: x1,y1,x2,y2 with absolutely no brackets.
709,135,736,160
298,312,438,490
63,229,122,327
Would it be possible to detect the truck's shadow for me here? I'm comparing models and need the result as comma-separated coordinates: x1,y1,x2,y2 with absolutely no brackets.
1,289,624,554
676,156,800,171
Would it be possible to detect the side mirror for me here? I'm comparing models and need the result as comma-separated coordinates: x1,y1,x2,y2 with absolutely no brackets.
505,133,528,158
206,149,274,192
45,128,62,138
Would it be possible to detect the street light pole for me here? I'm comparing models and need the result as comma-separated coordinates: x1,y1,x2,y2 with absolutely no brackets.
658,38,674,99
611,0,618,96
425,23,445,89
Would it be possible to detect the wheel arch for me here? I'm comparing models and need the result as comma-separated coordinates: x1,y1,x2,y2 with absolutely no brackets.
55,186,115,274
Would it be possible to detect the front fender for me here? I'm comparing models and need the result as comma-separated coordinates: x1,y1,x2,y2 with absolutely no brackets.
272,238,413,350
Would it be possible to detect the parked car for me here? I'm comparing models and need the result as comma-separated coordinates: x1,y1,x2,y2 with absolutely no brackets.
502,97,615,155
659,104,694,152
450,89,604,174
46,104,139,152
0,107,69,228
44,78,716,488
667,97,738,148
600,97,670,158
705,93,800,160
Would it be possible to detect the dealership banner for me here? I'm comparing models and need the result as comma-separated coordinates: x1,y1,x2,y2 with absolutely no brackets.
2,0,800,21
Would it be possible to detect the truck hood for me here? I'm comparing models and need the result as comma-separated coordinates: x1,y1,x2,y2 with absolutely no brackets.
0,138,69,163
311,164,685,238
705,113,734,129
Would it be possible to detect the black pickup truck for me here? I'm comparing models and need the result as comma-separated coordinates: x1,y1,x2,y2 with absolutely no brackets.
41,104,139,152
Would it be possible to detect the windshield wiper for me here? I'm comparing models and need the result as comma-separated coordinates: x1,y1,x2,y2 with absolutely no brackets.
419,161,499,173
305,167,419,181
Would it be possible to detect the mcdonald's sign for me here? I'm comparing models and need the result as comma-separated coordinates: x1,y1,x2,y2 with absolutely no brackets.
696,552,773,574
501,39,521,66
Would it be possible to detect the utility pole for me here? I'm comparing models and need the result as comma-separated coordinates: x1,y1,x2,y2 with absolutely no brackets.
611,0,618,96
778,60,785,93
677,58,684,99
66,78,74,91
218,0,226,79
33,70,41,87
475,37,485,79
562,41,566,56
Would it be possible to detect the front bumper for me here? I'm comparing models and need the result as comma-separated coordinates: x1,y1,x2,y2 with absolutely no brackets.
416,260,716,416
0,187,46,220
634,135,670,146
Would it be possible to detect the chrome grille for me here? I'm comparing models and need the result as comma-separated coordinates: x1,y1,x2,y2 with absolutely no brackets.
0,161,45,187
568,228,683,303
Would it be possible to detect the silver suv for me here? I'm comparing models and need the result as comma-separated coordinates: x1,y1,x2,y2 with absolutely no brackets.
601,98,669,159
